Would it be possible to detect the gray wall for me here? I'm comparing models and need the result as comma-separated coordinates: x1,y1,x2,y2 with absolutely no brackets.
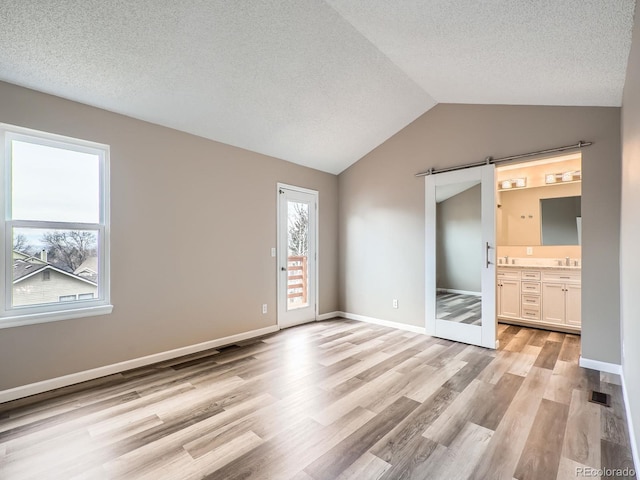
621,3,640,466
436,185,482,293
0,81,339,390
339,103,621,365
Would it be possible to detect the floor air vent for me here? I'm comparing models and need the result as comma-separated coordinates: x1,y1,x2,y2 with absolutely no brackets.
589,390,611,407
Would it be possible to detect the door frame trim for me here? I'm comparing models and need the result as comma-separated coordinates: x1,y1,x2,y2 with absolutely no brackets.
276,183,319,329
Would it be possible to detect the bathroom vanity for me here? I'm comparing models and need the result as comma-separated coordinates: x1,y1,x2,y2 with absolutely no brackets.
495,155,582,334
497,265,581,333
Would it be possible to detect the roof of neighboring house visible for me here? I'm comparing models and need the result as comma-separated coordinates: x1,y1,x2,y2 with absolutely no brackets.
13,259,47,281
74,257,98,283
12,253,97,286
12,250,47,264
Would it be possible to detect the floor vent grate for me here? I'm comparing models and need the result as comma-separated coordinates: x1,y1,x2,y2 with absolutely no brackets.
589,390,611,407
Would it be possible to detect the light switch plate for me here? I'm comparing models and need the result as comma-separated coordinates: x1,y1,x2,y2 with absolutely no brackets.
271,248,276,257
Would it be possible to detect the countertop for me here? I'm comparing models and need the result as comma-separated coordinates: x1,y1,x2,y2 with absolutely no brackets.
497,264,581,271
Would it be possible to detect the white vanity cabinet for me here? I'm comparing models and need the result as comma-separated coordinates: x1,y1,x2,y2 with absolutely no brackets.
520,270,541,322
497,266,581,333
541,283,565,323
541,271,581,327
497,270,520,318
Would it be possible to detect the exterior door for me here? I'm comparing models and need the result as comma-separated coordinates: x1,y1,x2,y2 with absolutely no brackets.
277,184,318,329
425,165,497,349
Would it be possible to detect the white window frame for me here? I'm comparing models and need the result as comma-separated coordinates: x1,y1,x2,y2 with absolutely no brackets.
0,124,112,328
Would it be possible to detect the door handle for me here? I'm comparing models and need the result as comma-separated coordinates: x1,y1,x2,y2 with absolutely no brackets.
281,267,287,271
486,242,492,268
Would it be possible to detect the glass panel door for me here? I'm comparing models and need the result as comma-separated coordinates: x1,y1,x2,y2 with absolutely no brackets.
278,185,317,328
286,200,310,311
425,165,497,348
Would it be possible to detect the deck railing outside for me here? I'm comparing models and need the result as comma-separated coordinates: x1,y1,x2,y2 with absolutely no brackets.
287,255,308,308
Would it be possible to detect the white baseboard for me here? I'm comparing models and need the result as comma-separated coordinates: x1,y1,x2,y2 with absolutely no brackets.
579,356,622,375
0,324,279,404
340,311,426,334
317,311,341,321
621,370,640,473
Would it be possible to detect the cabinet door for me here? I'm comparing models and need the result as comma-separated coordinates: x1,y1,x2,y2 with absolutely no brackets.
542,282,565,324
499,280,520,318
565,284,581,326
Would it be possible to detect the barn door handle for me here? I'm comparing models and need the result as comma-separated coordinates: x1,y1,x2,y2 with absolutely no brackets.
486,242,492,268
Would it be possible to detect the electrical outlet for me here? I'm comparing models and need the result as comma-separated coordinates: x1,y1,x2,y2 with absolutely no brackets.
392,299,398,309
526,247,533,255
262,304,267,314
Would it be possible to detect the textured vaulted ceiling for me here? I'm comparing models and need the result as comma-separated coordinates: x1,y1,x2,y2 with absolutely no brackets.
0,1,635,174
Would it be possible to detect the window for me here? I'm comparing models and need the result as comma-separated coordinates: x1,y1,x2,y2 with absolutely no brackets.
0,124,112,328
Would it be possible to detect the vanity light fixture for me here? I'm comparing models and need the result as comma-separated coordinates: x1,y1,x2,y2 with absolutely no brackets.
499,178,526,189
546,170,582,184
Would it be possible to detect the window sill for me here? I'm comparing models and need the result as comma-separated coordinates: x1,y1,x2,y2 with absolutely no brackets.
0,304,113,329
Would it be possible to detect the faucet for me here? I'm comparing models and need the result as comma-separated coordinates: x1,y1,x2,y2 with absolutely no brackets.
565,257,570,266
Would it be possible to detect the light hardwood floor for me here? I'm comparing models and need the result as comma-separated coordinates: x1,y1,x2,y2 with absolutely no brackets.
0,319,636,479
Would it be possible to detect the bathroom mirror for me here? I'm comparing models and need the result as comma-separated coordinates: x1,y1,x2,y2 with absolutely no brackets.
540,196,581,245
436,182,482,325
497,183,581,246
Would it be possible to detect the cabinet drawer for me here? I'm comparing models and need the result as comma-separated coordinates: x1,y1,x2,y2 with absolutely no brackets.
522,294,540,307
521,282,541,294
542,271,580,283
522,308,541,320
497,269,520,279
521,271,541,280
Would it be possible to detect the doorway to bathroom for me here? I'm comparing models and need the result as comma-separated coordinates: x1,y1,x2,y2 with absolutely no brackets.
422,142,587,350
495,152,582,336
